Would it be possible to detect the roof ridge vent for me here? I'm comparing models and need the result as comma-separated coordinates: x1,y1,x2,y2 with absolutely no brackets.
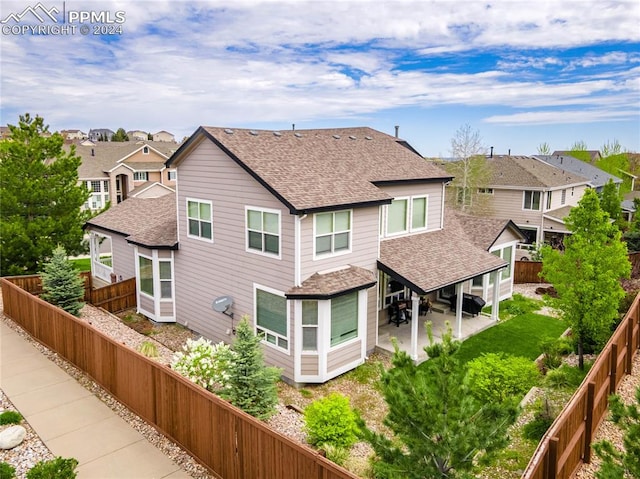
332,134,341,139
294,132,302,138
364,136,372,140
349,135,356,140
249,130,258,136
273,131,282,137
224,128,234,135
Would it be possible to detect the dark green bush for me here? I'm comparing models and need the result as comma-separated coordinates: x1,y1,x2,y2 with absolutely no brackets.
467,353,540,403
523,398,556,441
304,393,358,449
545,364,590,389
0,462,16,479
26,457,78,479
0,411,23,425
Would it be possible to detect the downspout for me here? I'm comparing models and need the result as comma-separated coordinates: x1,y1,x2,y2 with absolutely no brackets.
295,214,307,286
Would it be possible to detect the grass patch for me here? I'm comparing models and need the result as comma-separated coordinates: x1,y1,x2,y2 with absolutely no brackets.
483,293,545,320
455,312,566,364
70,257,91,272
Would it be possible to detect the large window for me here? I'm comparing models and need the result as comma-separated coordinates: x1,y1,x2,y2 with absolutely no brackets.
412,196,428,230
331,292,358,347
247,208,280,256
385,195,429,236
387,199,408,234
133,171,149,181
315,211,351,256
85,180,109,210
187,199,213,241
523,190,541,210
490,245,513,283
256,288,288,351
139,256,153,296
302,300,318,352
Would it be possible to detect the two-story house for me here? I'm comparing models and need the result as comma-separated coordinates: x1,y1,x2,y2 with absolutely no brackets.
86,127,523,383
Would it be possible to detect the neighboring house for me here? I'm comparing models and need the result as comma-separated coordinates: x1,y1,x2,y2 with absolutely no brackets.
533,154,622,193
66,141,178,211
61,129,87,140
0,126,10,139
88,128,115,142
552,150,602,163
152,130,175,142
127,130,149,141
477,155,590,251
87,126,522,383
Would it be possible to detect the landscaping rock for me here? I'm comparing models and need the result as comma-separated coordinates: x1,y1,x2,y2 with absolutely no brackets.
0,425,27,449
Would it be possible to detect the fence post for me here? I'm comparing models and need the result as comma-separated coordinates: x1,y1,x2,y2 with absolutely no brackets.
583,381,596,463
609,343,618,395
627,316,634,373
547,437,559,479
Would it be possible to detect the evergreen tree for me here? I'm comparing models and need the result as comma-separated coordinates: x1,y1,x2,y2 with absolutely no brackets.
542,189,630,369
111,128,129,142
41,246,85,316
221,317,281,420
0,114,90,275
358,325,518,479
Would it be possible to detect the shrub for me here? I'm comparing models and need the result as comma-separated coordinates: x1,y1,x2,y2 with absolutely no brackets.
26,457,78,479
467,353,540,403
545,364,590,389
172,337,235,392
539,338,564,371
138,341,158,358
0,410,23,425
0,462,16,479
320,443,350,466
304,393,358,449
522,398,555,441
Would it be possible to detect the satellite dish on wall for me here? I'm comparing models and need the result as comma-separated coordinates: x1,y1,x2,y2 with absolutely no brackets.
212,296,233,314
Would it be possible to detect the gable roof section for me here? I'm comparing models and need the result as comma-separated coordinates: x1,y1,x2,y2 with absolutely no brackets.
378,212,507,295
286,266,376,299
488,156,589,189
454,213,526,250
85,194,177,249
534,155,622,189
167,126,452,214
552,150,602,163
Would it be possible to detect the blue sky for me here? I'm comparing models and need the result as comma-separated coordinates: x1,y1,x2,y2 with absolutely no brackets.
1,0,639,157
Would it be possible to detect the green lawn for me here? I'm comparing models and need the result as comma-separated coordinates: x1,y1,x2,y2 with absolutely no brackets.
70,257,91,272
455,312,567,364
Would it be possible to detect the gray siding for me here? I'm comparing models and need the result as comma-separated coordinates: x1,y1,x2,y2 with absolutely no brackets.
92,227,136,280
301,355,319,375
327,340,361,371
173,139,297,378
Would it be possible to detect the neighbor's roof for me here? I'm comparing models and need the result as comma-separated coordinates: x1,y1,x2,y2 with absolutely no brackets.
534,155,622,189
454,213,526,250
65,141,178,179
85,194,177,249
488,155,589,189
543,205,573,223
286,266,376,299
552,150,602,162
378,212,507,295
167,126,452,214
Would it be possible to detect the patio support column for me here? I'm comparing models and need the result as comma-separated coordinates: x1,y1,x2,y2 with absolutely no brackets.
492,270,501,322
410,293,420,360
455,282,463,338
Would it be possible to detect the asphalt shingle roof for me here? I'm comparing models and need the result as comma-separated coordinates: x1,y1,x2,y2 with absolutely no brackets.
85,194,177,249
488,156,589,189
534,155,621,189
286,266,377,299
454,213,524,250
171,127,452,213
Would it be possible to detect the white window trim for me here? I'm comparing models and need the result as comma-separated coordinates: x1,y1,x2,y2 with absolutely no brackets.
328,291,363,351
137,252,155,300
383,195,430,237
300,299,319,354
478,188,494,195
385,196,410,237
133,171,149,181
410,195,429,232
186,197,214,243
254,284,290,355
245,206,282,260
522,190,541,211
168,170,177,181
89,231,113,282
313,210,353,260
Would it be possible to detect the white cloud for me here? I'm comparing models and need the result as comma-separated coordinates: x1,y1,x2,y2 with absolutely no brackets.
484,108,639,125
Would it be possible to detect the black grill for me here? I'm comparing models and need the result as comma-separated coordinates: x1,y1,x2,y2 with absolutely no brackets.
451,293,486,316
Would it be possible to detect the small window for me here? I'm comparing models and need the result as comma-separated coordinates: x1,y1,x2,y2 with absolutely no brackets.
478,188,494,195
256,288,288,351
159,261,172,299
561,189,566,205
139,256,153,296
133,172,149,181
187,199,213,241
247,208,280,256
143,146,149,154
523,191,541,210
315,210,351,256
387,199,408,234
411,196,427,230
168,170,177,181
331,292,358,347
546,191,552,210
302,300,318,352
90,180,102,192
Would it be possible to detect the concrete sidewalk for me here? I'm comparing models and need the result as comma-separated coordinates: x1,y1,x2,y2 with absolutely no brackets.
0,321,191,479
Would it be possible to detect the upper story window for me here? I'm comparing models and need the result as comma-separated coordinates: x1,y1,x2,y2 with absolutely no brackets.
478,188,494,195
187,198,213,241
167,170,177,181
546,191,553,210
246,207,280,257
85,180,109,210
133,171,149,181
523,190,541,211
561,189,567,205
315,210,351,257
385,195,429,236
256,287,288,352
143,146,149,154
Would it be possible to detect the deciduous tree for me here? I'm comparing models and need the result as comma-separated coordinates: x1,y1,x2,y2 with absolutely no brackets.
600,178,623,224
0,114,90,275
541,189,630,369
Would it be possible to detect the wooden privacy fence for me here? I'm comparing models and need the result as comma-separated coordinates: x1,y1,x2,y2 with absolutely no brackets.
4,273,136,313
521,292,640,479
0,278,359,479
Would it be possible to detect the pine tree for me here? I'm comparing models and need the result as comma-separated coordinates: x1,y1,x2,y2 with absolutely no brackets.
0,114,90,275
221,317,281,420
542,188,630,369
359,325,518,478
41,246,85,316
